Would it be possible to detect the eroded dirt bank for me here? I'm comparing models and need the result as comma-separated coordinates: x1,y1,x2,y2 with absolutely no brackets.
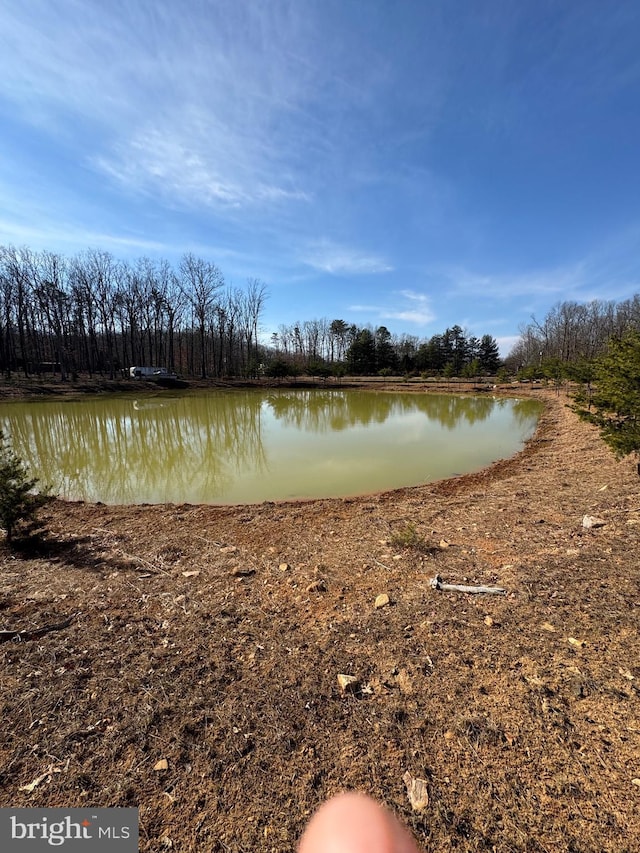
1,389,639,852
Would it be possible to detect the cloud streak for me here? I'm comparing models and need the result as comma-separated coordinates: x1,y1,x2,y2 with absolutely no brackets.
302,240,393,275
0,1,452,223
0,2,331,214
348,290,435,327
95,121,311,212
437,222,640,307
0,217,170,254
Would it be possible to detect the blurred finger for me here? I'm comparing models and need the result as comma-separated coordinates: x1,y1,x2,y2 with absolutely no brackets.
298,792,422,853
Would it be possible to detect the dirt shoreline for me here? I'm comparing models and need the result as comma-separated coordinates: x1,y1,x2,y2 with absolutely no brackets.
0,372,529,399
1,385,639,852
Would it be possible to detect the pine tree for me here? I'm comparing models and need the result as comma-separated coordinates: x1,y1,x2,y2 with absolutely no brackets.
346,328,376,374
374,326,397,372
0,431,50,544
479,335,501,374
572,331,640,463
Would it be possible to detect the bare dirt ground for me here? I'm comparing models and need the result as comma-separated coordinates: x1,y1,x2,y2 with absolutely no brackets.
1,381,639,852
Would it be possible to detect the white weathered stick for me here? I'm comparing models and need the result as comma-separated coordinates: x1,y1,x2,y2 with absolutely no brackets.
430,574,506,595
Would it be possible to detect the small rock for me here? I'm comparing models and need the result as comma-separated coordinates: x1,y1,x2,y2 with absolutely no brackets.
632,778,640,787
484,615,494,627
337,674,359,693
375,593,390,609
231,567,255,578
181,570,200,578
541,622,557,632
278,562,290,571
220,545,238,554
153,759,169,771
582,515,605,529
306,579,327,593
395,668,413,695
403,771,429,812
439,539,450,549
567,637,586,648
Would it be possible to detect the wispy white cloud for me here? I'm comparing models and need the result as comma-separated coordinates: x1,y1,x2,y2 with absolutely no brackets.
0,1,452,224
348,289,435,327
0,218,167,254
302,240,393,275
0,2,330,214
436,223,640,306
94,122,311,212
438,263,586,301
380,290,435,325
382,308,436,325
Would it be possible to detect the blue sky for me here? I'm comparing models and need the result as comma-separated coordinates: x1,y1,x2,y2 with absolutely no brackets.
1,0,639,355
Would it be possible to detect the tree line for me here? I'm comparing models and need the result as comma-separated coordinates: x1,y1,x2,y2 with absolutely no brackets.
0,246,266,379
506,295,640,379
0,244,504,381
506,295,640,465
271,320,501,377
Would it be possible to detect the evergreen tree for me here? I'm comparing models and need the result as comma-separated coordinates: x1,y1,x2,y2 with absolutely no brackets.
479,334,501,373
265,358,291,381
467,336,481,363
346,328,376,374
443,362,455,386
0,431,50,543
449,325,468,375
415,336,442,373
463,358,481,378
572,331,640,462
375,326,397,371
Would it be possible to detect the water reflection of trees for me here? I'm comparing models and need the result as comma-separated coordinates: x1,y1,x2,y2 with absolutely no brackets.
0,391,542,504
266,391,394,431
509,398,544,427
1,392,267,503
265,390,502,432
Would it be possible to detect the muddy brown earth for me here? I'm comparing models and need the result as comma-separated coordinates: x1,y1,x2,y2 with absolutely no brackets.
0,383,639,852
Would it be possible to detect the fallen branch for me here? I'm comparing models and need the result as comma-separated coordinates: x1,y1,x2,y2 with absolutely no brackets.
430,575,506,595
0,616,74,643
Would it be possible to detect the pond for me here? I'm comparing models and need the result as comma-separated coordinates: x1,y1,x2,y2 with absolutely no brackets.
0,390,542,504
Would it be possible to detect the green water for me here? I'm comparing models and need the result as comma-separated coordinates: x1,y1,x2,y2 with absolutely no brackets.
0,390,542,504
